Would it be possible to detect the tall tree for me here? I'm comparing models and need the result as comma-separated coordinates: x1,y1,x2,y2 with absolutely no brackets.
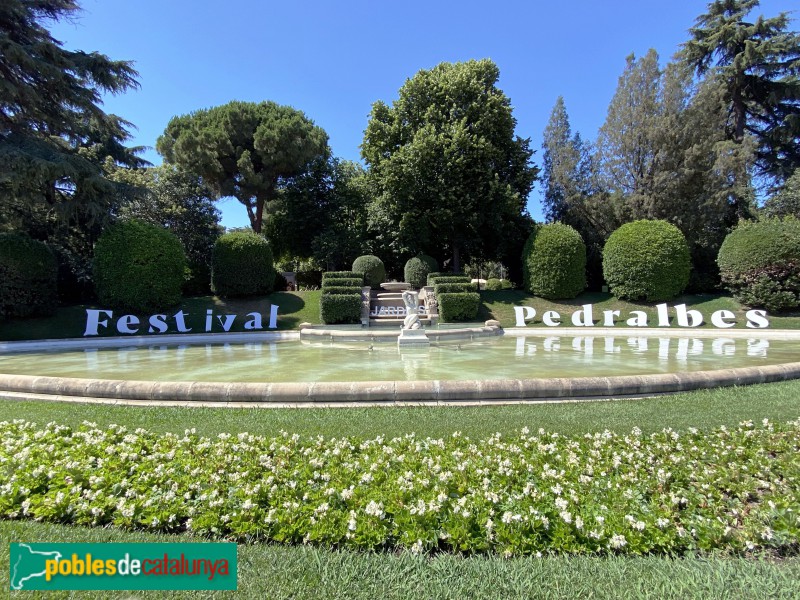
596,50,664,214
362,59,537,272
680,0,800,184
0,0,145,300
156,101,329,233
541,97,582,222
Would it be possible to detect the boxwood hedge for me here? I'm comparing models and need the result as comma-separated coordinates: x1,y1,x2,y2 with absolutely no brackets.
211,231,276,298
602,220,690,302
93,220,186,313
438,292,481,322
322,271,361,282
352,255,385,289
434,282,477,295
523,223,586,299
0,233,58,320
320,293,362,324
322,277,364,289
717,218,800,312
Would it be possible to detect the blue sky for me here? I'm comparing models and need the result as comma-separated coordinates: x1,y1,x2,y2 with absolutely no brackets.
50,0,797,227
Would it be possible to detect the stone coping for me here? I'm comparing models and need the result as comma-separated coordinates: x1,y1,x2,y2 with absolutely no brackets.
1,327,800,407
1,362,800,407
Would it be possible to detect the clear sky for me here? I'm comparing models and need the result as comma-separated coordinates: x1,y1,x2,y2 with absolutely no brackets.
49,0,797,228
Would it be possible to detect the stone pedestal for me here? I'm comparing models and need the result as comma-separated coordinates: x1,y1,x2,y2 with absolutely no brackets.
397,328,430,348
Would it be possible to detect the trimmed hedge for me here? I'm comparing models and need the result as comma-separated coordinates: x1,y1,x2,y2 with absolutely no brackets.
434,282,477,295
322,277,363,289
322,286,364,295
426,272,465,286
0,233,58,320
429,275,471,286
523,223,586,299
211,231,275,298
320,293,362,324
404,257,434,289
602,220,691,302
717,218,800,312
94,220,186,313
352,255,386,289
322,271,361,282
438,292,480,322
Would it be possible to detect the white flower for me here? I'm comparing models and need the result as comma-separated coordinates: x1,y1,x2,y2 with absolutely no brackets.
364,500,385,519
410,540,424,555
609,534,627,549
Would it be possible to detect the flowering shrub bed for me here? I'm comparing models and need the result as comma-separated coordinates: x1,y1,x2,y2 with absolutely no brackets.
1,419,799,557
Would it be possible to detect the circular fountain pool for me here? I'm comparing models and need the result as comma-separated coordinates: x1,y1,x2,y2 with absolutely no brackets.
1,328,800,406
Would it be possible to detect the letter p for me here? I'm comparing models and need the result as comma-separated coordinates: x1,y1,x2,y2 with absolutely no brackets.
514,306,536,327
45,559,58,582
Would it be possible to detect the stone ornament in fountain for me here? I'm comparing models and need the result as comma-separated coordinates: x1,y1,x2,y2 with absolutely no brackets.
402,290,422,330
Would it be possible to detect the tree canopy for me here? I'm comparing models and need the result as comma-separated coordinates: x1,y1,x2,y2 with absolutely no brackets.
680,0,800,183
0,0,144,220
156,100,329,233
361,59,536,272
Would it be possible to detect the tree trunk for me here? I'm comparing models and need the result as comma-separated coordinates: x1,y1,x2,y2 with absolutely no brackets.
452,243,461,273
253,195,265,233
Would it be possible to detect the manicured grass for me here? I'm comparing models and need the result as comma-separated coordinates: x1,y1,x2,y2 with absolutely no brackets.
0,290,322,340
2,521,798,599
2,379,800,440
479,290,800,329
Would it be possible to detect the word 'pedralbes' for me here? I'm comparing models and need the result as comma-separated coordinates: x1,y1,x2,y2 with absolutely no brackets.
83,306,279,336
514,304,769,329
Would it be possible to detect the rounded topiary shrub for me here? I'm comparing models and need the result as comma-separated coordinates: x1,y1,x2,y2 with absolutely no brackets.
212,231,276,298
523,223,586,299
94,220,186,312
352,255,386,289
0,233,58,319
717,218,800,312
404,256,435,289
602,220,690,302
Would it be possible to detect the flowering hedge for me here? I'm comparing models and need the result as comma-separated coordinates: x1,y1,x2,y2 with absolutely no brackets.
1,419,799,557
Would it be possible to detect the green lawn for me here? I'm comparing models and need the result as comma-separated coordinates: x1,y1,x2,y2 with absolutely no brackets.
2,521,798,599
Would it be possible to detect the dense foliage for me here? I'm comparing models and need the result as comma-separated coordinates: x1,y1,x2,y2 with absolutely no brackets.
404,257,434,289
320,293,362,324
602,220,691,301
433,283,477,295
438,292,481,322
362,59,536,272
108,163,222,296
352,255,386,289
157,101,329,233
523,223,586,300
717,218,800,312
4,419,798,556
211,231,276,298
485,278,512,291
93,220,186,312
0,233,57,319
